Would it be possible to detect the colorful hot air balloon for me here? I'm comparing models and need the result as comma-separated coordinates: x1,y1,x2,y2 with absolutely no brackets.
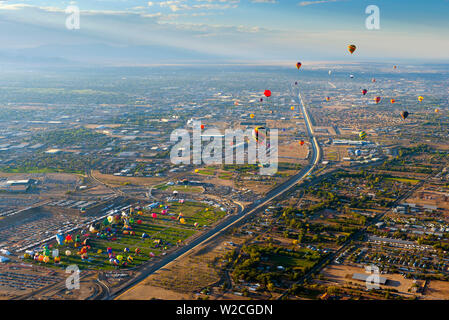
390,99,396,104
348,44,356,54
264,90,271,97
435,108,440,113
325,97,330,102
252,126,267,144
361,89,367,95
401,111,409,120
359,131,367,140
250,113,255,119
56,233,64,245
290,106,295,111
180,218,186,224
151,213,157,219
418,96,424,102
296,62,302,70
299,140,305,146
374,96,381,104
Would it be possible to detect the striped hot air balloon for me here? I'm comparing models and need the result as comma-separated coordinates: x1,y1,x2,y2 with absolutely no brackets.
348,44,356,54
359,131,367,140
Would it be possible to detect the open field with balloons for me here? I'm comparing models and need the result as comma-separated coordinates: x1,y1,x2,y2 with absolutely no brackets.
22,201,226,270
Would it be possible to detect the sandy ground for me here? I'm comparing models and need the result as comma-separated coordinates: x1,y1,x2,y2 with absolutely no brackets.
92,170,164,186
424,280,449,300
319,263,417,298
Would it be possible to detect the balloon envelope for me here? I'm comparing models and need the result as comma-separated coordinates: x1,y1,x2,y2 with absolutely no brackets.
348,44,356,54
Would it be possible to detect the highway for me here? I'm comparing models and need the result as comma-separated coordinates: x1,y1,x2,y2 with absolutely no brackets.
109,85,321,300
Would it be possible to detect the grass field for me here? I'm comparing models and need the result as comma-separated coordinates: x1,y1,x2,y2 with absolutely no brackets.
25,201,226,270
385,177,421,185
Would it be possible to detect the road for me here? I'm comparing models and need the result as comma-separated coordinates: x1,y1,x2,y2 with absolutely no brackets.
108,85,321,300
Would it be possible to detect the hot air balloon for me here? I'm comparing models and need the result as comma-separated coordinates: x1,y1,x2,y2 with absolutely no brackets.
56,234,64,245
361,89,367,96
201,124,205,130
151,213,157,219
127,256,133,263
296,62,302,70
250,114,255,119
64,235,73,244
390,99,396,104
295,81,298,85
252,126,267,144
180,218,186,224
107,216,114,224
393,65,397,69
234,101,239,106
291,106,295,111
374,96,381,104
348,44,356,54
359,131,367,140
264,90,271,97
65,250,72,256
124,248,129,253
194,222,199,228
325,97,330,102
401,111,409,120
418,96,424,102
435,108,440,113
349,74,354,79
372,78,376,83
328,70,332,75
260,98,263,102
299,140,305,146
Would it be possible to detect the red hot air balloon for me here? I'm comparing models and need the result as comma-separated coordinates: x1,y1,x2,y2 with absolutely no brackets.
372,78,376,83
299,140,305,146
374,96,381,104
200,124,205,130
264,90,271,98
362,89,367,95
390,99,396,104
296,62,302,70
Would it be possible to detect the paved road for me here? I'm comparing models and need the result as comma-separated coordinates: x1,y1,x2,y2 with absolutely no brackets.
109,85,321,300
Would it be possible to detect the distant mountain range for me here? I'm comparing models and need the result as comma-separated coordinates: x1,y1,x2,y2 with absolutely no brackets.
0,43,229,67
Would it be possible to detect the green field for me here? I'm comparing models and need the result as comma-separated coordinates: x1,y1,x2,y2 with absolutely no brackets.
26,201,226,270
385,177,420,185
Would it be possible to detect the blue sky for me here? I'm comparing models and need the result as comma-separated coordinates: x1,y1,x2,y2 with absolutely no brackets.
0,0,448,63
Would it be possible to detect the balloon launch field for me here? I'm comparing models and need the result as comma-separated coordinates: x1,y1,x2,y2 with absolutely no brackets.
24,201,225,271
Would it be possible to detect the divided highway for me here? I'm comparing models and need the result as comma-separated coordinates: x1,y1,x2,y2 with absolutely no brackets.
110,86,320,300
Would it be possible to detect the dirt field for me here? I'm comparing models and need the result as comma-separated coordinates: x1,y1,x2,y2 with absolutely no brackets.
319,263,418,298
92,170,164,186
424,280,449,299
117,234,248,300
